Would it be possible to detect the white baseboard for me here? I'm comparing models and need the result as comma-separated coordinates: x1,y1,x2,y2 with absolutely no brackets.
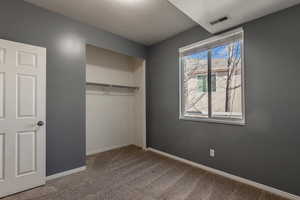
147,148,299,200
86,144,131,156
46,166,87,181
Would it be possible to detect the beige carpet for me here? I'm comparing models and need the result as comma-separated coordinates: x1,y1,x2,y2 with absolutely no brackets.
3,145,290,200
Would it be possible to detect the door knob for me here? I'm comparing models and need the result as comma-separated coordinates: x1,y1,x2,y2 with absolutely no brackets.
37,121,44,127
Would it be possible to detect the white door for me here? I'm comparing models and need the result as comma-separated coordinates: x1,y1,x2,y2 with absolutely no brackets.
0,39,46,198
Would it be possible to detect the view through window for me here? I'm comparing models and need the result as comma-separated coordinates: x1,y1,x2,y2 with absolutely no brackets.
180,29,245,124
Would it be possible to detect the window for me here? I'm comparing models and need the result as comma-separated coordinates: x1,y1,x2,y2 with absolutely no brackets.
179,28,245,125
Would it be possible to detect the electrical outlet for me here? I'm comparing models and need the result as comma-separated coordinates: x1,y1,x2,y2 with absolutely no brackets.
210,149,215,157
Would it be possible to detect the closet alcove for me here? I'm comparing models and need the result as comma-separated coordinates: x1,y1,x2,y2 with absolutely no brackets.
85,45,146,155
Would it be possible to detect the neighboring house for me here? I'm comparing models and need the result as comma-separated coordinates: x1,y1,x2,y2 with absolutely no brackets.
184,57,242,118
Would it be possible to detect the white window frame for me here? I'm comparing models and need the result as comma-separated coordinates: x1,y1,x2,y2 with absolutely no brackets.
179,28,246,125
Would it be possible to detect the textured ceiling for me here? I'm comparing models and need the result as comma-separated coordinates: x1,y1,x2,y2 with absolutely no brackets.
24,0,197,45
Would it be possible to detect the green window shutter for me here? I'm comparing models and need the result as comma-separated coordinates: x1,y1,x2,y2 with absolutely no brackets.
203,76,207,92
197,75,207,92
211,74,216,92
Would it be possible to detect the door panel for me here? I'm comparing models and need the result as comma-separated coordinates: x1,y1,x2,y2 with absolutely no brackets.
0,73,4,119
16,74,37,118
17,131,36,176
0,133,4,180
17,51,37,68
0,39,46,198
0,48,5,64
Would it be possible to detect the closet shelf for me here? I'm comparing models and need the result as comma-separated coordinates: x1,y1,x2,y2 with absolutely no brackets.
86,81,139,90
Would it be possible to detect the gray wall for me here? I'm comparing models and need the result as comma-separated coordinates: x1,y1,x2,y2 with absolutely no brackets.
147,5,300,196
0,0,146,176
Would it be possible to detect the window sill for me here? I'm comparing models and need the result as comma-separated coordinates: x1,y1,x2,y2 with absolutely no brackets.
179,115,246,126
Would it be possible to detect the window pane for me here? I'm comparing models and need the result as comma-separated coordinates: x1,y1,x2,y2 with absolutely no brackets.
211,41,242,119
182,51,208,117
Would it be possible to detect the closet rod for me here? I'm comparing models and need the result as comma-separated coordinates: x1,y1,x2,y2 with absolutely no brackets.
86,81,139,90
